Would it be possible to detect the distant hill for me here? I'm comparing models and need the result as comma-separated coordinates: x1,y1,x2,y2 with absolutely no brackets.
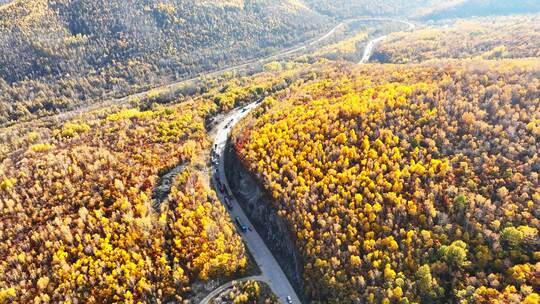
0,0,326,84
302,0,441,18
419,0,540,20
0,0,328,124
374,14,540,63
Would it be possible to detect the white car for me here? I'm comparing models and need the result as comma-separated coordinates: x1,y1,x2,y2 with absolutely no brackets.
286,296,293,303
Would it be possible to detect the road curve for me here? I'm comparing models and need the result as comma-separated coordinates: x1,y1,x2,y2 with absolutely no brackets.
1,20,344,131
199,276,264,304
204,18,419,303
359,35,388,64
358,18,415,64
116,22,345,105
210,102,301,304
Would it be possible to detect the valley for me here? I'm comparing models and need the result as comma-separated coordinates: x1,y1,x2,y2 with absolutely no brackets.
0,1,539,304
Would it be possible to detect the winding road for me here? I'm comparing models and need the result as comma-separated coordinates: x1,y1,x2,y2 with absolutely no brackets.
204,18,417,304
210,101,301,304
1,19,346,161
199,276,264,304
1,20,345,131
114,21,346,106
358,18,415,64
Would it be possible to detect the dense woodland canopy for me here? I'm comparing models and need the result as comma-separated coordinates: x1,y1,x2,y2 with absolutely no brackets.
209,280,278,304
0,67,306,303
0,0,522,126
0,99,246,303
0,0,329,125
233,60,540,303
375,14,540,64
2,0,540,303
312,20,411,63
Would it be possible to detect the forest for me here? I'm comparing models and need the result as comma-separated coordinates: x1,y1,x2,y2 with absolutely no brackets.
312,19,411,63
0,0,329,125
375,14,540,64
209,280,278,304
232,59,540,303
0,98,246,303
1,1,540,303
0,65,308,303
1,0,524,126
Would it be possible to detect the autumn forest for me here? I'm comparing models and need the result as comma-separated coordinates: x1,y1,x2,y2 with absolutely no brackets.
1,0,539,304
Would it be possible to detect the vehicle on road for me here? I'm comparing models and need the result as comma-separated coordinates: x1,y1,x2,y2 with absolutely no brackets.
235,216,248,232
287,296,293,303
224,197,233,210
220,184,226,193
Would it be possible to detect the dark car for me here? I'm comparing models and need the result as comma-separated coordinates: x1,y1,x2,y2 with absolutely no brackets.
235,217,248,232
220,184,226,193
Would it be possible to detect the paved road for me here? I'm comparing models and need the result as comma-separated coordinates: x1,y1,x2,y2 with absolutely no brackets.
116,20,343,102
210,101,301,304
264,22,345,60
115,21,345,105
204,18,418,304
359,35,389,64
199,276,264,304
358,18,415,64
0,20,344,131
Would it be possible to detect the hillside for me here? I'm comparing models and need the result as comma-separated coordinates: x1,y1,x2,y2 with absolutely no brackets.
421,0,540,20
374,14,540,63
303,0,441,18
312,19,414,63
232,60,540,303
0,66,305,303
0,0,328,125
1,1,540,303
210,280,279,304
0,93,246,303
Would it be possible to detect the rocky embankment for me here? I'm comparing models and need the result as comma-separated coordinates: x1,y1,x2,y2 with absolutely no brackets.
224,141,307,302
